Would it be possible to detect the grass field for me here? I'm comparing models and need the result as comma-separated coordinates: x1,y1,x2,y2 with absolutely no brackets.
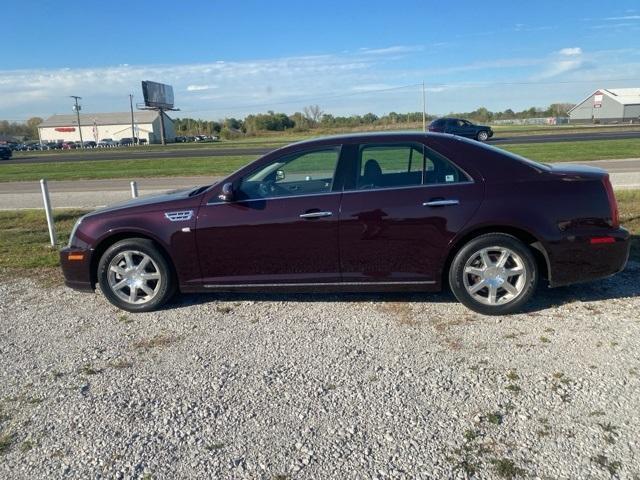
503,138,640,162
1,191,637,277
1,138,638,182
0,155,255,182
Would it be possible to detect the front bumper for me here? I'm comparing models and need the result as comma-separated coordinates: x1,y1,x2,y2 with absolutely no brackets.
59,247,94,292
546,227,630,287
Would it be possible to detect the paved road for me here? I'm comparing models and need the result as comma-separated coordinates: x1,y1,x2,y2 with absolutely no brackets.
1,158,638,210
3,130,639,165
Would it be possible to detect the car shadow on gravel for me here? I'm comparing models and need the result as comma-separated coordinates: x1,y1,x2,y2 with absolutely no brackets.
165,263,640,314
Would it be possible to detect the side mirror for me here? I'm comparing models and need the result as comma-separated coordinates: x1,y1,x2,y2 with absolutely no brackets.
275,169,285,181
218,182,234,202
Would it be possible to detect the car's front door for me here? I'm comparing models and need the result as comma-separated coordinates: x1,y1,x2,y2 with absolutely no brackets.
195,147,343,286
338,142,483,284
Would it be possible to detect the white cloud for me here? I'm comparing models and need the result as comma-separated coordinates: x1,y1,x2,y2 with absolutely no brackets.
605,15,640,20
0,45,639,119
186,84,217,91
558,47,582,56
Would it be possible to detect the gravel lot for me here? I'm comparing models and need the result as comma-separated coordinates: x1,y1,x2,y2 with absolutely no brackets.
1,263,639,479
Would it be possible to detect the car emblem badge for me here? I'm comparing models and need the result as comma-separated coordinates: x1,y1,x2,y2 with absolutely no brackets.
164,210,194,222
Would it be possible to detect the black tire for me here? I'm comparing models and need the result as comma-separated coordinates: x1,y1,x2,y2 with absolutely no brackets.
476,130,489,142
97,238,176,312
448,233,538,315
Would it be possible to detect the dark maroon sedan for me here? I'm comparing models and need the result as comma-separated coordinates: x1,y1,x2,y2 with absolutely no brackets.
60,132,629,315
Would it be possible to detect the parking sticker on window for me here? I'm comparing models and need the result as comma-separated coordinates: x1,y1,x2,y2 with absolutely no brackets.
445,174,454,182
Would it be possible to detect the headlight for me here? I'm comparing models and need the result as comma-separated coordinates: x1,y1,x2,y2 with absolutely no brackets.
67,216,85,247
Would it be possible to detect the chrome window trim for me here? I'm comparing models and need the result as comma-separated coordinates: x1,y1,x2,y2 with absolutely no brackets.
204,280,436,288
207,190,342,206
206,181,476,205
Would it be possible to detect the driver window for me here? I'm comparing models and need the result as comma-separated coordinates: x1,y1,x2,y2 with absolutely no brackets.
238,147,340,200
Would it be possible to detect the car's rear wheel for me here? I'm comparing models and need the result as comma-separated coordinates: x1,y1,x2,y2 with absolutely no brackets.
449,233,537,315
476,130,489,142
98,238,175,312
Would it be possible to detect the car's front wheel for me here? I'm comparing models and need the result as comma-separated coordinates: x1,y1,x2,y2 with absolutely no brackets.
449,233,538,315
98,238,175,312
476,130,489,142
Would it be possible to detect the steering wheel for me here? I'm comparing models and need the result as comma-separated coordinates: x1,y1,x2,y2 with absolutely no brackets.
258,180,289,197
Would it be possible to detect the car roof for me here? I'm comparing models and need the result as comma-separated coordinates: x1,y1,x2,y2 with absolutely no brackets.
286,130,447,148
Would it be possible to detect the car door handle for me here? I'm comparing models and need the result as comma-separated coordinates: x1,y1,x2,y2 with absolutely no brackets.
422,199,459,207
299,211,333,219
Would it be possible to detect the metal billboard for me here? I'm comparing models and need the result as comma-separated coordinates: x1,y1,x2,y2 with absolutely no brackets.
141,80,175,109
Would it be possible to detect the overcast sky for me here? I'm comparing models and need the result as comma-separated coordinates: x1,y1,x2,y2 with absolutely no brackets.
2,0,640,121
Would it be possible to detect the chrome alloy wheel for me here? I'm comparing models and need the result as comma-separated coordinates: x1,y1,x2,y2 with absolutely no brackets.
107,250,162,305
462,246,526,306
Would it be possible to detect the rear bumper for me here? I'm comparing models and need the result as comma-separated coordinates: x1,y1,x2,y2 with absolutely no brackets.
546,227,630,287
59,247,94,292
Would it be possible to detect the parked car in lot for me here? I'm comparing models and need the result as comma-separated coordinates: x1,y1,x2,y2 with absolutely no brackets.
0,145,12,160
61,141,78,149
429,118,494,141
82,141,97,148
61,132,629,315
44,142,62,150
119,137,136,146
98,138,118,147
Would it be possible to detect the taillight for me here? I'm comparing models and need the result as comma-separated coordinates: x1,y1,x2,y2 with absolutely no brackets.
603,175,619,228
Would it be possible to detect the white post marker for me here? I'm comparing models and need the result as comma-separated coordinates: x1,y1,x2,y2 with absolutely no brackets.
130,180,138,198
40,179,57,247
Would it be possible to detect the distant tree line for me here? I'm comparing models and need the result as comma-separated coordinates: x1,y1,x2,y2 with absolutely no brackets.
2,103,575,141
173,103,575,137
0,117,43,140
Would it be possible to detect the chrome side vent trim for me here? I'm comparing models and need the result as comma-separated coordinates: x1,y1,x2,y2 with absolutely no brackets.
164,210,194,222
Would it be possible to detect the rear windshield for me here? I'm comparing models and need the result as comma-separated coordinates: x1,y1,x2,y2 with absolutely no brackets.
472,140,551,172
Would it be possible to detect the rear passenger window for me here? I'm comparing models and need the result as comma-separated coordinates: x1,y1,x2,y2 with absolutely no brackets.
357,144,424,189
355,143,469,189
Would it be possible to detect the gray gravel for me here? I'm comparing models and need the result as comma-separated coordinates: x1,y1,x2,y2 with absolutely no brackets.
1,263,639,479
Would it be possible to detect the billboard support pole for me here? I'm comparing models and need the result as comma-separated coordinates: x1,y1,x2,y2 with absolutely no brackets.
158,108,166,145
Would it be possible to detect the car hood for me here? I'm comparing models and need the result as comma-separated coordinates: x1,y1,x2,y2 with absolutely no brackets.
85,187,198,218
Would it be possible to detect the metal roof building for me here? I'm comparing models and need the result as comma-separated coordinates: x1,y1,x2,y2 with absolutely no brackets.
38,111,175,143
568,88,640,124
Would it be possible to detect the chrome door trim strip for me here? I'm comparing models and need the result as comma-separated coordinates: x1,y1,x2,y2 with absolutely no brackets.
203,280,436,288
422,199,460,207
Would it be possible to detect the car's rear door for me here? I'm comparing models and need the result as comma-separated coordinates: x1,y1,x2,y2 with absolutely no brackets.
338,141,483,284
195,146,343,286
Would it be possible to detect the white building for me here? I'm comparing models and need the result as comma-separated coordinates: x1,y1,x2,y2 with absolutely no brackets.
568,88,640,124
38,111,176,144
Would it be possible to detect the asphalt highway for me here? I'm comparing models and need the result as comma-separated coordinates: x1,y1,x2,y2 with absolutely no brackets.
2,130,639,165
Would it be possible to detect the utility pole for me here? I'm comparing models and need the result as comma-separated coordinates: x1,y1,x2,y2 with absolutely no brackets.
422,82,427,133
70,96,84,148
129,94,136,144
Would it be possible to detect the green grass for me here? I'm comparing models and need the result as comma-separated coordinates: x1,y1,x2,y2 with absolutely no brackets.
0,209,87,270
502,138,640,162
0,155,255,182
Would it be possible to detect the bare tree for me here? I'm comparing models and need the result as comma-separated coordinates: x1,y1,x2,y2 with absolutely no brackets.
303,105,324,125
